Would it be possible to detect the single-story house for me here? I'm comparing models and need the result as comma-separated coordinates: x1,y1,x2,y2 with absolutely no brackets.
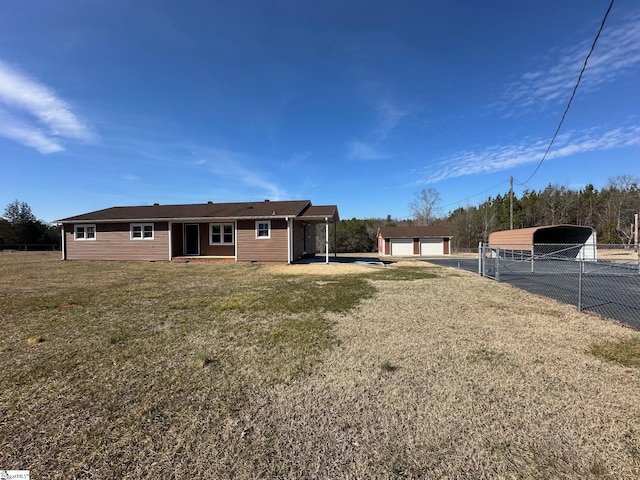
488,225,597,260
56,199,339,263
377,226,452,256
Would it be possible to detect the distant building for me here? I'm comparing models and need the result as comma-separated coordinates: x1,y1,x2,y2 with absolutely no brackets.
377,226,452,256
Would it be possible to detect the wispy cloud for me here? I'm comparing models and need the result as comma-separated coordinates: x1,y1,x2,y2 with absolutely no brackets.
373,97,410,141
346,96,408,161
347,140,388,161
418,125,640,184
0,108,64,153
0,59,96,153
500,11,640,113
192,147,287,200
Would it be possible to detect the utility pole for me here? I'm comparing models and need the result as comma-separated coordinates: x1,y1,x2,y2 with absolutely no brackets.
509,175,514,230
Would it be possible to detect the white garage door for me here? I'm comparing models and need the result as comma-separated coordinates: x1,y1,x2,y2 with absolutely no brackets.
390,238,414,256
420,238,442,256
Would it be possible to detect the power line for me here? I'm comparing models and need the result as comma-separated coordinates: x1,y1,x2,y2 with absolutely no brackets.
397,179,511,221
439,179,510,211
402,1,615,222
517,0,615,186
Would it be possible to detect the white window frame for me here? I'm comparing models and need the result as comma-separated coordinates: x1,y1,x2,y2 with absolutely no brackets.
130,223,154,240
209,223,234,245
255,220,271,239
74,224,96,241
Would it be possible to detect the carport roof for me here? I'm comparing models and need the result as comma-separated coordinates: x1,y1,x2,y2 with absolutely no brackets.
488,225,595,246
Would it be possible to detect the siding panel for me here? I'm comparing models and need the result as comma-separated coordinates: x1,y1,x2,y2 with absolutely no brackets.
65,222,169,261
236,219,288,262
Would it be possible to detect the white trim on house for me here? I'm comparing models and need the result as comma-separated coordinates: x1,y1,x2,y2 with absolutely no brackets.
130,223,154,240
74,224,96,241
61,225,66,260
209,223,234,245
255,220,271,239
286,217,292,264
325,217,329,264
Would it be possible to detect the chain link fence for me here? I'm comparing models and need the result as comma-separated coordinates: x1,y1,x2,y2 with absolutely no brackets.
479,243,640,329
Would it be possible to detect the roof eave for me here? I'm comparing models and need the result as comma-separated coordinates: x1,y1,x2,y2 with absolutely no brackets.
58,214,300,223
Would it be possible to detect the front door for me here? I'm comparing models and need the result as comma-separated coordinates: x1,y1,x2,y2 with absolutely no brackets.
185,224,200,255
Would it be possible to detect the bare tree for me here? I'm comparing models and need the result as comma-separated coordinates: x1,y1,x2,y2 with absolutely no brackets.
410,188,442,226
605,175,639,243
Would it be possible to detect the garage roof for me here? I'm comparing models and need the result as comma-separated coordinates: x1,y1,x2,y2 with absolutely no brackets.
378,226,451,238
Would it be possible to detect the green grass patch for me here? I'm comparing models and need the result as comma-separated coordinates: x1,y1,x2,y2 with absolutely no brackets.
368,267,441,281
194,352,216,368
380,359,397,373
468,347,507,364
588,337,640,368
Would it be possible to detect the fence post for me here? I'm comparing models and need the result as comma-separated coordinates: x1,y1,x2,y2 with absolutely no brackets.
577,259,583,312
478,242,483,276
496,248,500,282
531,244,534,273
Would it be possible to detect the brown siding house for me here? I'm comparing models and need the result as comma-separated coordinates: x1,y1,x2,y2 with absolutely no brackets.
57,200,339,263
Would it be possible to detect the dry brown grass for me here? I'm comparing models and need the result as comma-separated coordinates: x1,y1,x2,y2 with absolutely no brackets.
1,251,639,478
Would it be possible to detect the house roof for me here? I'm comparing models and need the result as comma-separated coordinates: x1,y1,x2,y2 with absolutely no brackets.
57,200,339,223
299,205,340,221
378,226,451,238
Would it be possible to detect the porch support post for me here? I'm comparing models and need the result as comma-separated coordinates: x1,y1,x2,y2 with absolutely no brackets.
325,217,329,264
168,222,173,261
60,223,66,260
286,217,292,264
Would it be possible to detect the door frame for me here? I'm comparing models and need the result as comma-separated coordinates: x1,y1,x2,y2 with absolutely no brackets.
184,224,200,256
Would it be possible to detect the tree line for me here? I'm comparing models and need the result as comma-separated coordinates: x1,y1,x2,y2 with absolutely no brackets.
0,200,60,248
445,175,640,248
6,175,638,255
324,175,640,253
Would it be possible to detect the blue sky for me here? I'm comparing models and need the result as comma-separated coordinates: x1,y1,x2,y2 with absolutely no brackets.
1,0,639,223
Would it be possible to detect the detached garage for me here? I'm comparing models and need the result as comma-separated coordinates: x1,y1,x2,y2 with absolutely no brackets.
378,226,452,257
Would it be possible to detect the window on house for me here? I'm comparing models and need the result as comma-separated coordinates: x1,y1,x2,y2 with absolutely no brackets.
131,223,154,240
74,224,96,240
256,220,271,239
210,223,234,245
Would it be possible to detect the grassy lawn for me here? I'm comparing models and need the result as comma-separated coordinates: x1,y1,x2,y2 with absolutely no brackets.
1,252,639,478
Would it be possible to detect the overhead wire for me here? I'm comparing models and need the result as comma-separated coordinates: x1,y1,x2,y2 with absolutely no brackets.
402,0,615,221
516,0,615,186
